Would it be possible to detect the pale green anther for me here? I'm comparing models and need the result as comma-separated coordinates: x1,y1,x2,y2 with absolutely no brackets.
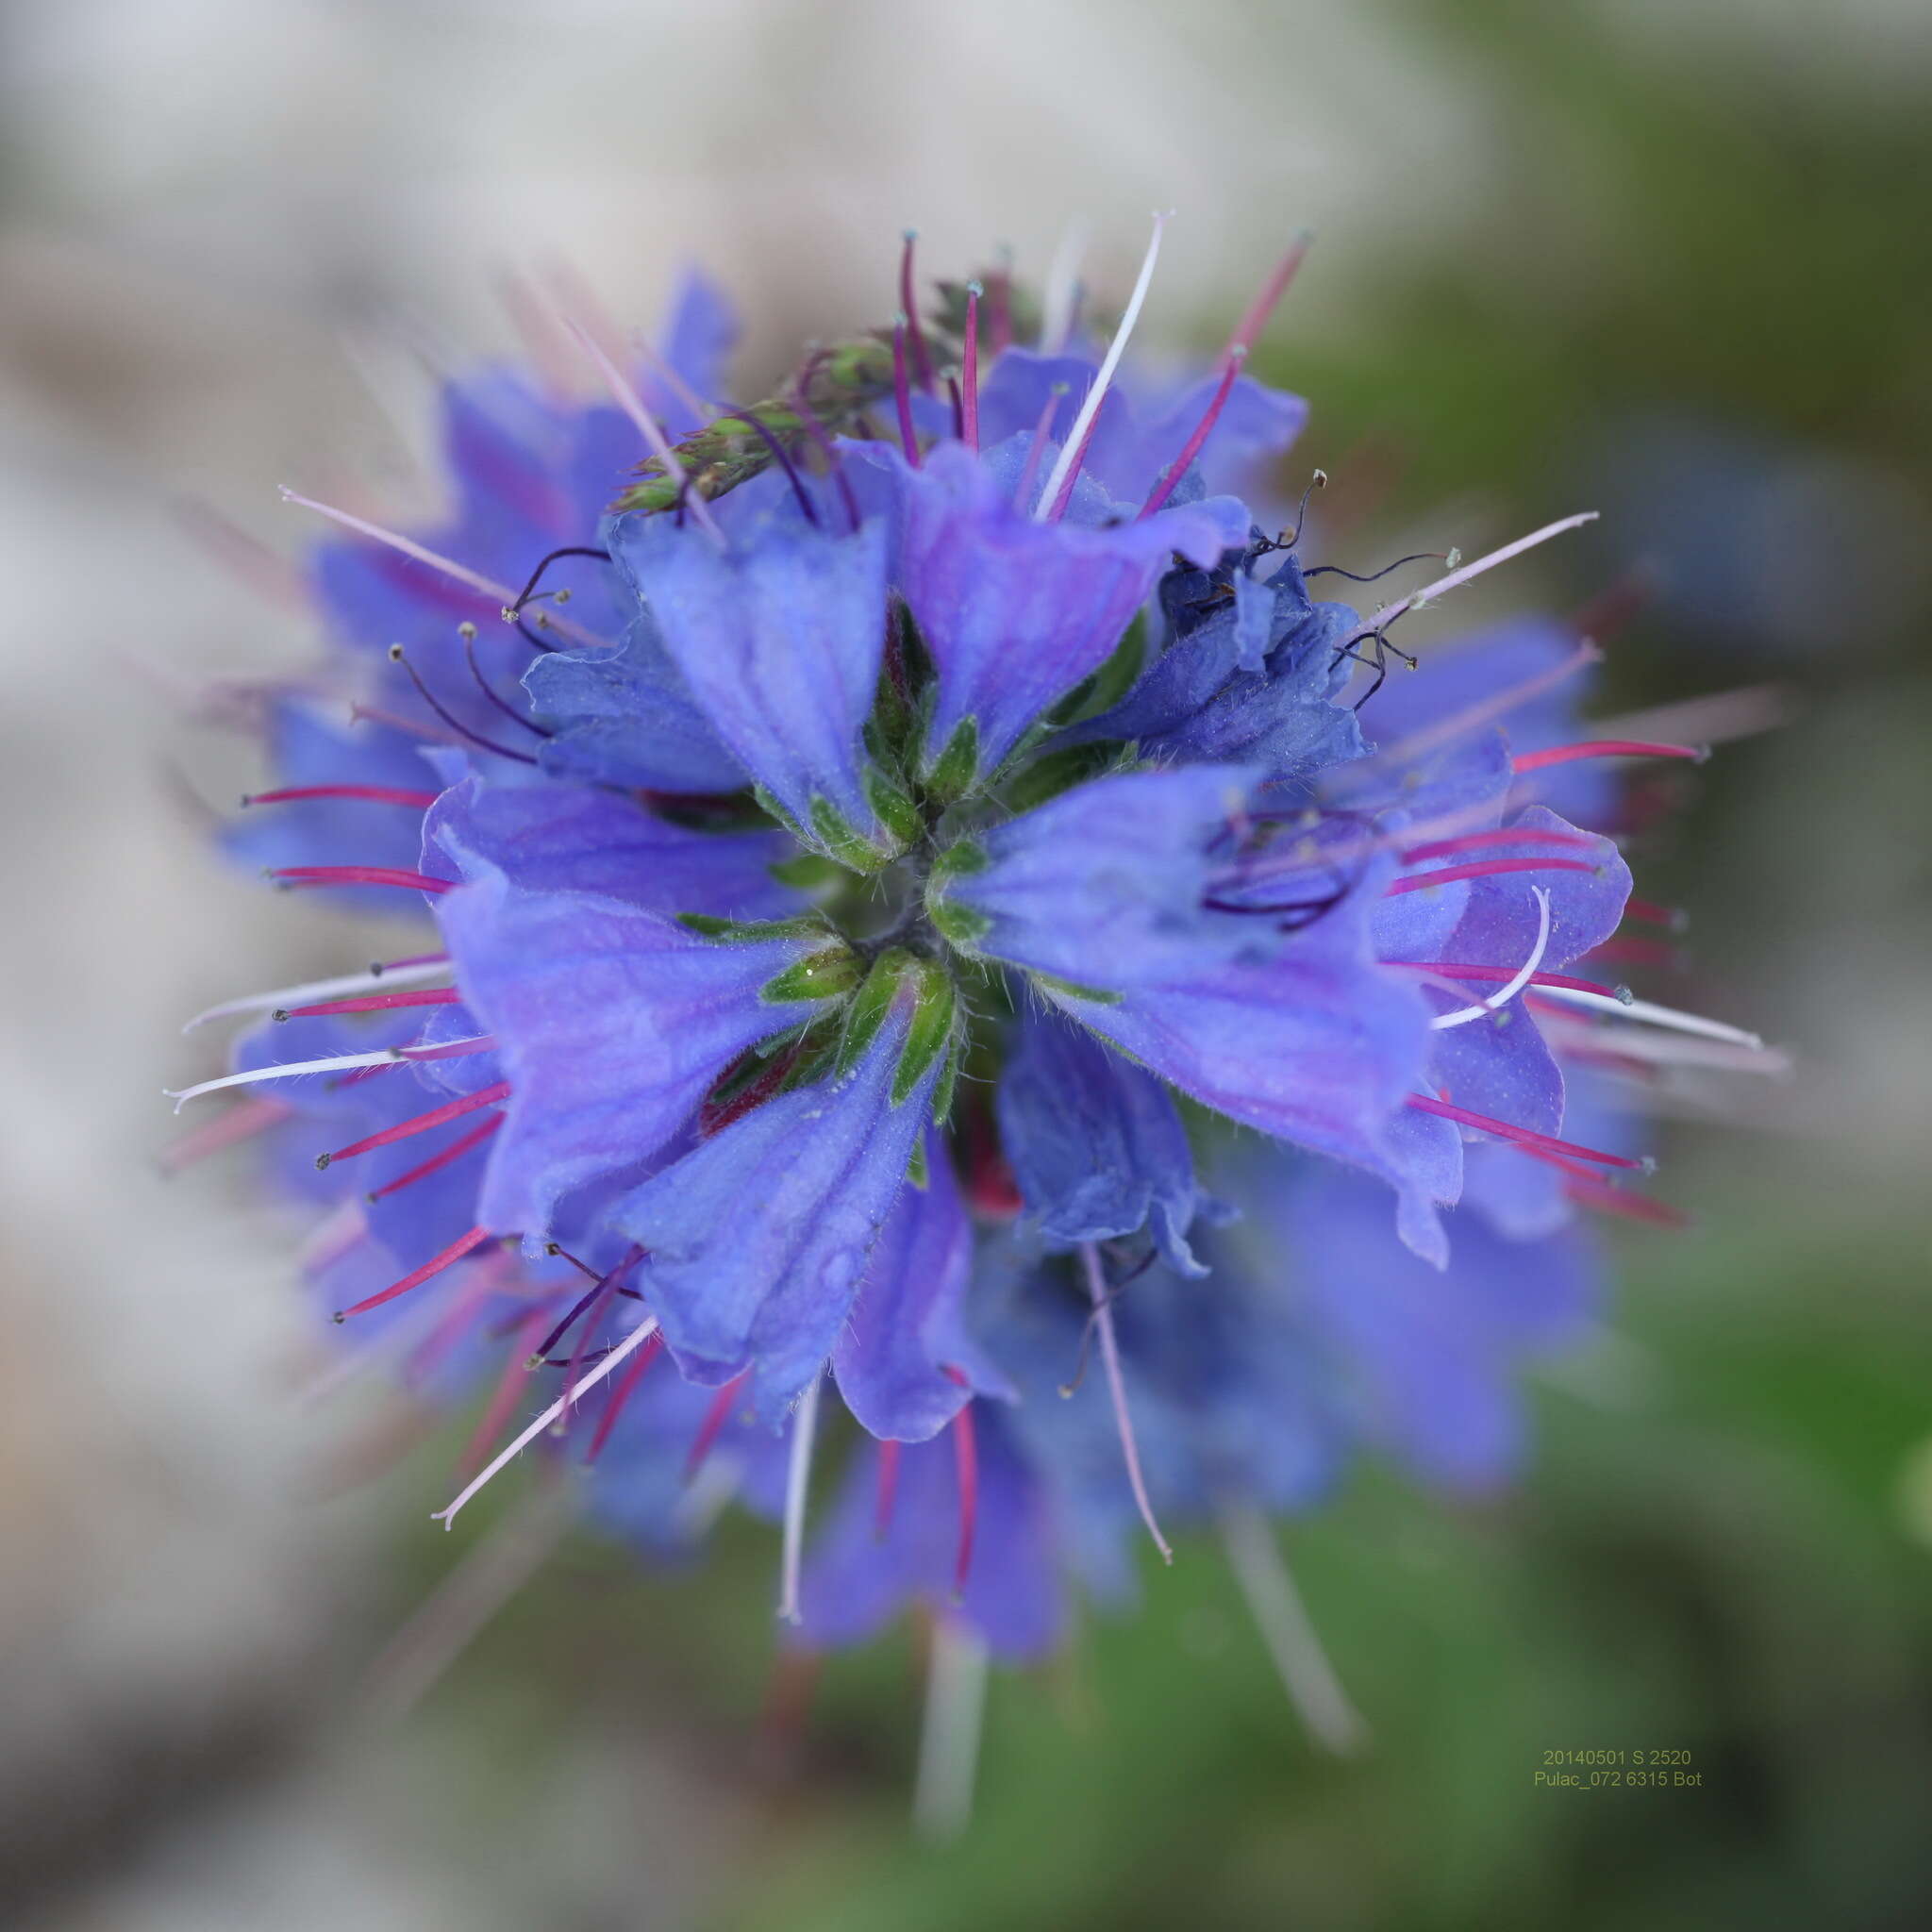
759,944,863,1004
923,716,980,804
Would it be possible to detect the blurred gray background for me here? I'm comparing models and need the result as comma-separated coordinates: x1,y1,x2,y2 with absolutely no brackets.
4,2,1930,1927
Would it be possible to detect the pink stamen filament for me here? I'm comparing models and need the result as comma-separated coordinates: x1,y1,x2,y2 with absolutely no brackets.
272,865,453,894
157,1094,293,1174
1078,1242,1174,1565
1513,739,1708,774
337,1224,495,1320
874,1440,903,1540
899,233,935,394
561,316,726,547
1563,1174,1689,1230
685,1371,750,1481
279,988,460,1020
1139,349,1245,520
1042,400,1108,522
960,282,981,452
242,784,439,809
1624,898,1685,930
950,1400,979,1598
459,1308,556,1480
586,1331,666,1462
1397,826,1597,865
1385,857,1597,896
317,1080,511,1170
891,316,921,466
1010,389,1062,512
1405,1091,1647,1171
1225,231,1314,360
184,956,453,1034
434,1316,659,1528
364,1112,504,1204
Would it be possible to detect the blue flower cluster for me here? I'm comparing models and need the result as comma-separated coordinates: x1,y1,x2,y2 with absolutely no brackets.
172,237,1760,1759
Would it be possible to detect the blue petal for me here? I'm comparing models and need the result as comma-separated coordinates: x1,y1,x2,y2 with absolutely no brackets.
609,509,893,851
526,616,749,795
833,1134,1012,1442
943,764,1261,990
425,770,794,919
618,988,945,1419
996,1009,1217,1276
877,439,1248,780
435,867,825,1239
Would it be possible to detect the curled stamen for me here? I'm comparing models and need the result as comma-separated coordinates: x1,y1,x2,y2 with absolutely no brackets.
777,1368,824,1625
337,1224,496,1320
434,1316,660,1529
1036,210,1171,522
1078,1242,1173,1565
1513,739,1709,774
459,623,552,739
1427,888,1551,1029
388,644,539,766
242,784,438,809
316,1081,510,1170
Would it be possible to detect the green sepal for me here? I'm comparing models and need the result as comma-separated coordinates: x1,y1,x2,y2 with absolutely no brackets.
759,943,863,1004
1030,970,1124,1007
907,1136,930,1190
927,895,991,951
769,851,847,892
835,946,911,1074
923,716,981,805
863,766,924,848
1001,741,1115,816
930,1036,963,1128
677,911,829,944
752,784,806,840
1051,611,1147,726
808,796,898,874
891,960,957,1106
929,836,989,880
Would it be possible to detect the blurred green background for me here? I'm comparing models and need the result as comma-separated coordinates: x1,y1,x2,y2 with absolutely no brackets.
3,1,1928,1926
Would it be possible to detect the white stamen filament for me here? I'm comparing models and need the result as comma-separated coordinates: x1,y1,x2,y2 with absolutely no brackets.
912,1618,991,1842
1536,1014,1790,1076
165,1036,492,1110
1033,211,1171,520
1219,1504,1367,1756
433,1317,659,1530
1079,1241,1174,1565
1344,512,1600,650
562,317,726,547
776,1367,824,1625
1429,888,1552,1030
1533,985,1763,1048
1040,216,1091,355
183,958,453,1032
